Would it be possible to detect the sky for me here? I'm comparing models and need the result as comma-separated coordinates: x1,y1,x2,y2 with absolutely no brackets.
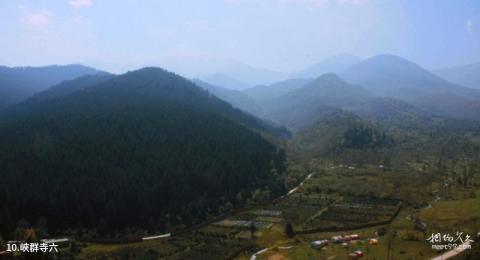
0,0,479,76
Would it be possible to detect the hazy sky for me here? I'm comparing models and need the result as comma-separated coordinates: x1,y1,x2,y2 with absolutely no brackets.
1,0,479,75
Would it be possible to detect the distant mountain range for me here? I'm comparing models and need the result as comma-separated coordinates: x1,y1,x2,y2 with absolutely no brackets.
433,62,480,90
0,64,103,109
199,61,287,90
261,73,371,130
292,54,361,79
198,73,252,90
1,54,480,237
195,54,480,127
192,79,262,115
243,78,311,103
340,54,480,121
199,54,360,90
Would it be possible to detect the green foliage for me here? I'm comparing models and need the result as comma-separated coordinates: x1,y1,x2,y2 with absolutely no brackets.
0,68,286,238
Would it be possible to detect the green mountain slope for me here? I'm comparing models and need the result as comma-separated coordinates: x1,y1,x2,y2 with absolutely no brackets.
290,109,393,163
0,67,286,237
290,107,480,166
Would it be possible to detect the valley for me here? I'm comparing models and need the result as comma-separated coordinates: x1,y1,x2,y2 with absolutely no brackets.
1,40,480,260
56,163,480,259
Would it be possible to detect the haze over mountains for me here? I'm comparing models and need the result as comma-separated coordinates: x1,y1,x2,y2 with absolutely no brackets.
339,54,480,121
433,62,480,90
199,61,287,90
1,53,480,237
0,65,103,109
2,53,480,128
292,54,361,79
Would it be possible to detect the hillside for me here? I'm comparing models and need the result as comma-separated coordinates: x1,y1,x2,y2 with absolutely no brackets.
243,78,311,103
433,62,480,89
340,54,480,120
289,106,480,166
0,64,102,109
262,73,371,130
30,73,114,102
192,79,262,115
290,109,393,164
0,67,287,237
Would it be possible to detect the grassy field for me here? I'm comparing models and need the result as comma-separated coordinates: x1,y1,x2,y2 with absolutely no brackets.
235,165,480,260
73,164,479,259
420,196,480,235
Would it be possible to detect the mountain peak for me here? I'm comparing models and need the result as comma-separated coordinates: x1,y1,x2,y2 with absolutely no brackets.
293,54,361,79
124,66,173,77
303,73,370,98
313,73,344,82
366,54,418,66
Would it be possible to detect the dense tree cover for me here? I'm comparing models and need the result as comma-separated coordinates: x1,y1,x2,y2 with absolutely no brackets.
0,67,287,239
290,107,480,166
290,109,392,162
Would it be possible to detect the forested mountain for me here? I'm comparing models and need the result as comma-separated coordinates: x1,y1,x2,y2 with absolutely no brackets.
261,73,371,130
343,97,438,131
29,73,114,102
433,62,480,90
247,69,480,165
340,54,480,120
191,79,289,137
289,109,393,163
0,64,101,109
289,107,480,166
292,54,361,79
0,74,114,122
0,67,287,238
243,78,312,102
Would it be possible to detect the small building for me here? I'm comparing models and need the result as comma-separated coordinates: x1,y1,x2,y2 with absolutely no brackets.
310,240,328,249
354,250,364,257
344,234,360,241
368,238,378,245
331,235,344,243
